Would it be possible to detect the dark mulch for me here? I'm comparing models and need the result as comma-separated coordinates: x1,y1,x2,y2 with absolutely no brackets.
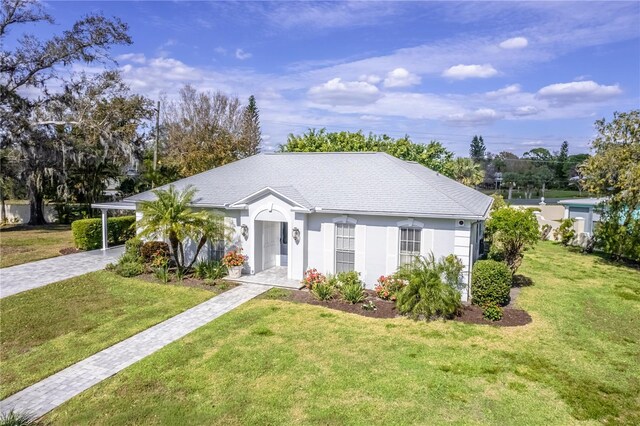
455,304,532,327
277,288,532,326
287,289,398,318
59,247,80,255
136,273,237,293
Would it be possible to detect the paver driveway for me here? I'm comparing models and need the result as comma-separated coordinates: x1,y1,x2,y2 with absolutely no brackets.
0,283,270,418
0,247,124,299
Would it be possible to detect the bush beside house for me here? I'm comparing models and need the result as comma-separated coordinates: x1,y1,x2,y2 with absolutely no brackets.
71,216,136,250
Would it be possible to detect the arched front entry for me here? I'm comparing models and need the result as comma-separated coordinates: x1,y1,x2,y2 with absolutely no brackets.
253,207,290,274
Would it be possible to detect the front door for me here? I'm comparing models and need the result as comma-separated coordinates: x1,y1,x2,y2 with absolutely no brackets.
262,221,280,270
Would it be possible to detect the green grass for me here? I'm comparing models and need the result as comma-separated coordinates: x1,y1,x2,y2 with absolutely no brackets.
0,224,75,268
0,271,214,399
46,243,640,425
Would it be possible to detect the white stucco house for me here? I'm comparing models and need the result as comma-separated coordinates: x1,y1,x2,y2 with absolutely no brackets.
94,152,492,301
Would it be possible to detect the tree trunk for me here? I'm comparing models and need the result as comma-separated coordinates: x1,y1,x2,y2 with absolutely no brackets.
0,185,5,224
27,184,47,225
508,184,513,200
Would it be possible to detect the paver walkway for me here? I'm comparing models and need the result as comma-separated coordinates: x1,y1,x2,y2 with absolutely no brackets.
0,283,270,418
0,246,124,299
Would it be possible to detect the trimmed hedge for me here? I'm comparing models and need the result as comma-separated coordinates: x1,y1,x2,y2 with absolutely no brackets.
72,216,136,250
471,259,512,306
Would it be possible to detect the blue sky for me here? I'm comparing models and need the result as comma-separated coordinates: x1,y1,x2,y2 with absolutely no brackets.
23,1,640,154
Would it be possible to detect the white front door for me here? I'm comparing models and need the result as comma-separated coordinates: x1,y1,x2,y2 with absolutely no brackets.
262,221,280,270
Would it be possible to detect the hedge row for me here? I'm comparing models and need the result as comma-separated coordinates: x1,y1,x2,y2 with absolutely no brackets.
72,216,136,250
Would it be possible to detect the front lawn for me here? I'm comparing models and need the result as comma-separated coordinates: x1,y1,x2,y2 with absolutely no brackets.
0,224,75,268
0,271,215,399
47,242,640,425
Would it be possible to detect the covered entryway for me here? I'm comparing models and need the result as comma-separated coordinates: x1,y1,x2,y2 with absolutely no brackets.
261,221,288,270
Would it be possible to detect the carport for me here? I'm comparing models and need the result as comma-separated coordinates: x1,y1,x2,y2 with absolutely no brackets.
90,201,137,250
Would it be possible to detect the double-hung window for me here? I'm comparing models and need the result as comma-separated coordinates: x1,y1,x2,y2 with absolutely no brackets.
399,227,421,266
209,217,225,261
335,223,355,273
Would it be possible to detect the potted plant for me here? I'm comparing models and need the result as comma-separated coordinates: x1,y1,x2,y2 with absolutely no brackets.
222,250,247,278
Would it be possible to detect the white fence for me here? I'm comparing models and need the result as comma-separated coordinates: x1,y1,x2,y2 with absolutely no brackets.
1,203,58,224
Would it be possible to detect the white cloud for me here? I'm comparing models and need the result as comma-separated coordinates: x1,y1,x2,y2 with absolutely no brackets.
383,67,421,88
358,74,381,84
537,80,622,105
499,37,529,49
512,105,540,116
214,47,227,55
442,64,498,79
235,48,252,60
116,53,147,64
308,78,381,106
445,108,502,126
486,84,521,97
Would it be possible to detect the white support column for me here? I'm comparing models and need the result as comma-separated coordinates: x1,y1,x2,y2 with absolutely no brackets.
101,208,108,251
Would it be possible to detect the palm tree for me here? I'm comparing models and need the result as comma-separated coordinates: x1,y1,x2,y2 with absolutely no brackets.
451,157,485,187
137,185,230,273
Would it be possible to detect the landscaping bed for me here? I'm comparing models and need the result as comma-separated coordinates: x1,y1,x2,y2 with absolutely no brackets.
288,289,397,318
136,272,238,294
455,304,532,326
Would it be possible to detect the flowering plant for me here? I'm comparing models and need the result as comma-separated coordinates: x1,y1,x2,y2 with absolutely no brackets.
374,275,407,301
222,250,247,267
302,268,326,289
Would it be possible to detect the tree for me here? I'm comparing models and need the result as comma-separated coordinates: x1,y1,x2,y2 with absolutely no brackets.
162,85,258,177
469,135,486,163
0,0,131,224
450,158,484,187
279,129,455,176
580,110,640,261
239,95,261,156
486,207,539,274
137,185,232,273
555,141,569,184
48,71,154,206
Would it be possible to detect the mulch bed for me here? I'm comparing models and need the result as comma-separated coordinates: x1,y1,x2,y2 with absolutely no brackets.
283,288,532,326
288,289,398,318
136,273,237,293
59,247,80,255
455,304,532,327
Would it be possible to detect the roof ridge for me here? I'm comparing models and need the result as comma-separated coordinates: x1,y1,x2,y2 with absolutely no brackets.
379,154,477,216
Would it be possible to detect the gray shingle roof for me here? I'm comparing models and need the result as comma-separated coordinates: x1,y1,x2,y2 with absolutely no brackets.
126,152,493,219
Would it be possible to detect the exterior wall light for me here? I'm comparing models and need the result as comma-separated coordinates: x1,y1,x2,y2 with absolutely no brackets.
292,227,300,244
240,224,249,240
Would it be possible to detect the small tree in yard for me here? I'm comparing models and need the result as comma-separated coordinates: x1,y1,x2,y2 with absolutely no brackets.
137,185,231,274
486,207,539,274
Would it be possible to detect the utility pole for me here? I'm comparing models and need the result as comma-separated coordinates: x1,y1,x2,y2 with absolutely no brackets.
152,100,160,188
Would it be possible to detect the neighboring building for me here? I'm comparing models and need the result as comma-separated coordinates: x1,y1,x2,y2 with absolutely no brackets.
98,152,493,301
558,197,606,234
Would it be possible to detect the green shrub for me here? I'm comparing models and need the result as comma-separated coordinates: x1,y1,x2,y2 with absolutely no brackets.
114,261,145,277
395,254,463,320
471,260,512,307
71,215,136,250
311,281,335,301
339,280,366,304
193,259,227,280
486,207,539,274
154,263,170,284
554,218,576,246
335,270,361,288
0,410,40,426
482,302,504,321
141,241,170,263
